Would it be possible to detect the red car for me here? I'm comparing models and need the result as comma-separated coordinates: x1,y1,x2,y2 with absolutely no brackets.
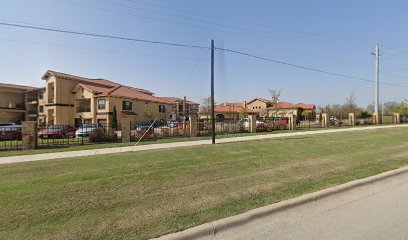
0,123,22,141
38,125,76,139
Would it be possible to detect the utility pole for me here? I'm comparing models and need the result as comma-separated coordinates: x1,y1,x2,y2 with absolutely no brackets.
211,39,216,144
374,43,380,114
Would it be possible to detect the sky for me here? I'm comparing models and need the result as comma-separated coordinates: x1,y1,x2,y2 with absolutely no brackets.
1,0,408,107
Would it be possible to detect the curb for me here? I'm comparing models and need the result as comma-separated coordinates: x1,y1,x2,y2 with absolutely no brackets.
152,165,408,240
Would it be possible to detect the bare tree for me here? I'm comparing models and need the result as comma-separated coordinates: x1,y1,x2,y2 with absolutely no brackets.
269,89,281,116
200,96,215,119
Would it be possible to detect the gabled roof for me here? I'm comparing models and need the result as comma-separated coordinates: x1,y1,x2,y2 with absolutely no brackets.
266,102,316,110
247,98,274,104
0,83,39,91
215,102,255,114
42,70,154,95
159,97,199,105
295,103,316,110
99,85,169,104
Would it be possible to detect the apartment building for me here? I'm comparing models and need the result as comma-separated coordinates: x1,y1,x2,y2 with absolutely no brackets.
203,98,316,121
0,83,39,123
37,70,198,126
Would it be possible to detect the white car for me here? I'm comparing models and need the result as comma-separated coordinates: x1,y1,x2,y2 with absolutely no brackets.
237,118,264,128
75,123,103,137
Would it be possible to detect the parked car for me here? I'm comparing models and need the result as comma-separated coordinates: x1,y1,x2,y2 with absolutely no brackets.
75,123,103,138
134,122,154,133
237,118,264,128
167,120,179,128
0,123,22,141
38,125,76,139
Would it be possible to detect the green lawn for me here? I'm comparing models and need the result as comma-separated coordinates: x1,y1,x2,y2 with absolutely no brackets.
1,127,407,240
0,128,334,158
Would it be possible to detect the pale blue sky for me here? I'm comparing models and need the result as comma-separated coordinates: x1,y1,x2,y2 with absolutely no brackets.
1,0,408,107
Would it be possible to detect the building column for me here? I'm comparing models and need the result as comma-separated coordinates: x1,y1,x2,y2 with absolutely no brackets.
348,113,355,126
249,114,257,133
121,118,131,143
22,121,37,150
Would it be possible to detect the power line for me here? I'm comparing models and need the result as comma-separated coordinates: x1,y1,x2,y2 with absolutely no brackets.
0,37,201,61
0,21,209,49
51,0,368,48
117,0,369,47
216,47,408,88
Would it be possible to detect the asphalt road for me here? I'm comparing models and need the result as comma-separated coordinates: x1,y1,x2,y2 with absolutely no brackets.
213,172,408,240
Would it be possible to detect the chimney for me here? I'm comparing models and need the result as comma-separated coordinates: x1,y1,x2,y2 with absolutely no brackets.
243,100,247,108
224,102,227,107
184,96,187,101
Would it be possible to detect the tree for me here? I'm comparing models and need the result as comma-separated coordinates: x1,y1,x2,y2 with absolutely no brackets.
200,96,215,119
269,89,281,117
343,92,359,115
268,89,281,104
111,106,118,129
144,107,155,121
382,101,399,115
239,106,248,119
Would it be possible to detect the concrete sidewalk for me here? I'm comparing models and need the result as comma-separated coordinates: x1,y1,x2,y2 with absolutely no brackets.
155,166,408,240
0,124,407,165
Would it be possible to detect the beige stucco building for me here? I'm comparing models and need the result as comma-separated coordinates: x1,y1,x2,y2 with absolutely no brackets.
0,70,199,126
203,98,316,121
0,83,39,123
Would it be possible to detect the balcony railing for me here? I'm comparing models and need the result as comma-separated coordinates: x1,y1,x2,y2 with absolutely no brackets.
76,106,91,113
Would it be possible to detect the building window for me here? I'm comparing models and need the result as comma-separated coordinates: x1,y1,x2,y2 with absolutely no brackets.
39,105,44,113
98,99,106,110
122,101,132,111
159,105,166,113
38,91,44,100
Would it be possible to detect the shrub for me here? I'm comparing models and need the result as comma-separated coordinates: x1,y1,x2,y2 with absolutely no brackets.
89,128,118,143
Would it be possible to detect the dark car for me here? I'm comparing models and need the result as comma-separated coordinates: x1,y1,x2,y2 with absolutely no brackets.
134,123,154,133
38,125,76,139
0,123,22,141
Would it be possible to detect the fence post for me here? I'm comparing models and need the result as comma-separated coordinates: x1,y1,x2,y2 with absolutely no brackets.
372,112,380,125
190,116,198,137
288,114,295,130
22,121,37,150
249,114,257,133
394,113,400,124
322,113,328,128
348,113,355,126
121,118,131,143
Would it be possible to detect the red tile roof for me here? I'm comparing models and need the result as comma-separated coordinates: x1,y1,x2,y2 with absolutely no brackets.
266,102,316,110
295,103,316,110
0,83,39,91
42,70,154,95
159,97,199,105
247,98,274,104
215,102,255,114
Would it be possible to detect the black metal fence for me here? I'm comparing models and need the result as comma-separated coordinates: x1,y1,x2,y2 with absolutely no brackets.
36,123,121,149
198,119,250,136
0,126,22,151
130,121,189,142
400,115,408,123
257,117,290,131
381,115,394,124
297,114,323,128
